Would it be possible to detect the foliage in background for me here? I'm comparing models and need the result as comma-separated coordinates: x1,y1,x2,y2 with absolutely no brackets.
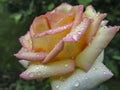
0,0,120,90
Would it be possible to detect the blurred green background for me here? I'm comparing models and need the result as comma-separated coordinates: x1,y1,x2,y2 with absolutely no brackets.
0,0,120,90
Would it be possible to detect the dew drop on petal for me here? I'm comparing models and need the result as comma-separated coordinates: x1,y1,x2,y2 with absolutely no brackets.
74,81,80,87
36,54,40,57
65,64,68,67
72,35,78,41
92,67,97,71
36,67,40,70
41,65,44,68
103,71,107,75
78,31,82,35
56,85,60,89
84,77,88,80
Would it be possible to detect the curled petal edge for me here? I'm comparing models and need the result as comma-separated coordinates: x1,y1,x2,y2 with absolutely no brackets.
14,48,48,61
43,18,92,64
76,26,120,71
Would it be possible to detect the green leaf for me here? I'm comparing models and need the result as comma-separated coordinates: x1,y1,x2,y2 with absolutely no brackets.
48,3,55,11
10,13,22,23
77,0,92,6
112,55,120,60
27,1,35,15
16,81,21,90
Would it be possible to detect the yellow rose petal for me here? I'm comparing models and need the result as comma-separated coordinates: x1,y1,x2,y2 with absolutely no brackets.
76,26,120,71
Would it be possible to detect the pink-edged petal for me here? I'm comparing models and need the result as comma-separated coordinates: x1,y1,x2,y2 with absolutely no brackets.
42,41,64,64
52,13,74,28
46,9,74,29
31,23,73,52
45,12,66,29
76,26,120,71
14,48,48,61
84,5,98,18
86,14,107,43
20,59,75,80
33,22,73,38
31,15,50,35
72,5,84,29
19,32,32,50
84,5,107,44
19,60,30,68
29,15,50,37
101,20,108,26
55,3,72,13
63,18,92,42
43,18,92,64
30,25,34,38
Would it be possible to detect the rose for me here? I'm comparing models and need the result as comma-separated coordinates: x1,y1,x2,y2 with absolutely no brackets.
14,3,120,90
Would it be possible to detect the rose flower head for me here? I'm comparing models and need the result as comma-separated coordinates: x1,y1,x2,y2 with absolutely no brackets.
14,3,120,90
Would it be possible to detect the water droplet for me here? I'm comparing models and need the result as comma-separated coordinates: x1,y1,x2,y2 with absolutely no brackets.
65,64,68,67
92,67,97,70
63,26,67,29
72,35,78,41
41,65,47,69
36,67,40,70
56,85,59,89
36,54,40,57
78,31,82,35
41,65,44,68
103,71,107,75
84,77,88,80
74,81,80,87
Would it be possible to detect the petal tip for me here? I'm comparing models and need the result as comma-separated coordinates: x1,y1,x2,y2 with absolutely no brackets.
19,60,30,68
19,72,32,80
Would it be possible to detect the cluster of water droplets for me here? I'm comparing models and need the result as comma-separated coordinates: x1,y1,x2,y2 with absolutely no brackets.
71,22,86,41
73,76,89,90
92,65,108,75
99,66,107,75
27,65,48,78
